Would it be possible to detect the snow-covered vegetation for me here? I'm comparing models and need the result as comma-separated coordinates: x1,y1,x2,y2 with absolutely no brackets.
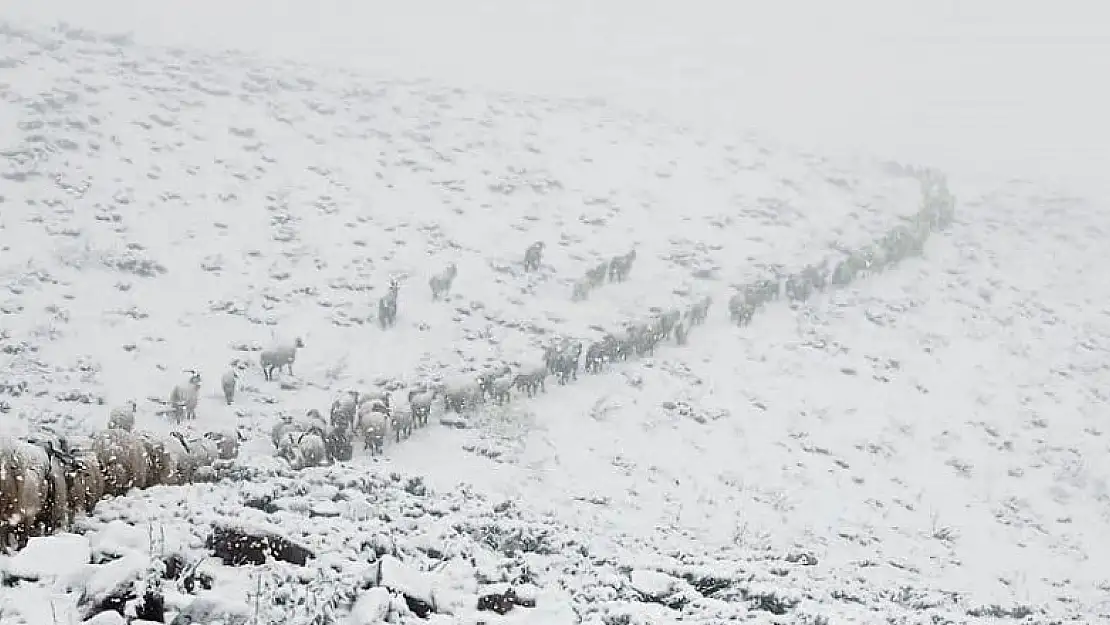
0,20,1108,625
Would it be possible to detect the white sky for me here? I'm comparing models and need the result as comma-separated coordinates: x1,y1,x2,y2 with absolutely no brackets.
8,0,1110,194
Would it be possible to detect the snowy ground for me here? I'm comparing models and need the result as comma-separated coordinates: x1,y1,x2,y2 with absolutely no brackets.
1,21,1108,625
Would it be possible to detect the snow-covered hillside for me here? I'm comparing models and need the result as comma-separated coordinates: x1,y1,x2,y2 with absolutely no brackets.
1,21,1107,625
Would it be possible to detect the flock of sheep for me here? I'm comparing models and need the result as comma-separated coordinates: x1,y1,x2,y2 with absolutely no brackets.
0,169,954,553
0,421,240,551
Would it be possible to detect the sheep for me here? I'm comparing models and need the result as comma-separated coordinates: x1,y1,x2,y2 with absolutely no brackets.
378,278,401,329
0,438,48,550
442,377,482,414
571,279,591,302
674,320,689,346
276,427,328,469
169,370,202,422
62,446,105,517
91,428,150,496
523,241,545,272
20,434,72,537
390,401,414,442
137,430,191,486
429,262,458,301
271,414,305,449
685,295,712,326
330,390,360,431
220,369,238,405
357,409,390,456
323,424,353,462
407,387,437,427
728,293,756,327
174,432,218,481
260,337,306,381
608,249,637,282
204,429,242,460
107,400,138,431
488,374,513,405
585,261,609,288
512,364,547,397
358,389,391,412
477,364,512,400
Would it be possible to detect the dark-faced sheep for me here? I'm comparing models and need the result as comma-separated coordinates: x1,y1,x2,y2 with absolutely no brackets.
608,249,637,282
523,241,545,272
170,371,202,422
108,400,138,431
261,337,305,381
429,263,458,301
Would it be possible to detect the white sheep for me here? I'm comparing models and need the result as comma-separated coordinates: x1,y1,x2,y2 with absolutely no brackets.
357,409,390,456
390,399,414,442
2,436,72,544
0,438,48,550
220,369,238,405
276,429,327,469
107,400,138,431
330,390,360,431
271,414,305,449
407,387,437,428
63,445,105,517
171,432,218,482
137,430,191,486
91,428,150,496
261,337,305,381
169,370,202,422
429,262,458,301
203,429,242,460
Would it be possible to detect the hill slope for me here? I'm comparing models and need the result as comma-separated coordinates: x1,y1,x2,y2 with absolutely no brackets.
0,21,1107,625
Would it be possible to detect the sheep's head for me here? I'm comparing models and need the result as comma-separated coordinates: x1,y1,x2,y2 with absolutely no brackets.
294,337,305,348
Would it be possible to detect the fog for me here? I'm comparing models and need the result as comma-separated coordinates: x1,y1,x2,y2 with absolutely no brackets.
9,0,1110,194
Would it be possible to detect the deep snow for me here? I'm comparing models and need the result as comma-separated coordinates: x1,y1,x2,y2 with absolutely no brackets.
0,20,1108,625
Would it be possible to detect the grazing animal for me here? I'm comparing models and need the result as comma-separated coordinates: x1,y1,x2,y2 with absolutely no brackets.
220,369,238,405
324,424,353,462
443,377,482,414
91,428,150,497
728,293,756,327
686,295,712,326
23,435,72,537
378,278,401,329
523,241,545,272
330,390,360,431
108,400,138,431
169,371,202,422
429,263,458,301
204,430,242,461
0,438,51,550
391,402,415,442
62,446,105,516
512,364,547,397
585,261,609,288
358,409,389,455
674,320,689,346
488,374,513,405
138,430,191,486
571,279,591,302
407,388,436,427
260,337,305,381
608,249,637,282
271,415,304,450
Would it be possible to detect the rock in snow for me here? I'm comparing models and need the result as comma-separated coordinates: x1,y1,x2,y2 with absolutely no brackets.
7,533,91,580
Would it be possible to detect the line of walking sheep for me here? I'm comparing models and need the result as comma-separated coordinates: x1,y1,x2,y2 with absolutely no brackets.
727,172,956,326
572,249,638,302
0,414,241,552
